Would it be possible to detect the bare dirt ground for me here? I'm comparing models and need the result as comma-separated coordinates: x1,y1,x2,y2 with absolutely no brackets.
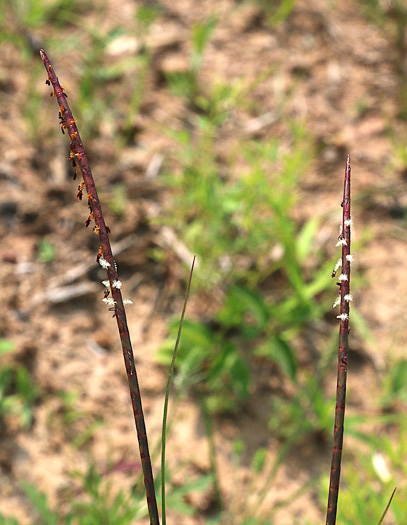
1,0,407,523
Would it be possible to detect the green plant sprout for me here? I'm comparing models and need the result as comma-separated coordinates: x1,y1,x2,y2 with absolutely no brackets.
254,0,298,26
0,339,37,432
165,16,217,105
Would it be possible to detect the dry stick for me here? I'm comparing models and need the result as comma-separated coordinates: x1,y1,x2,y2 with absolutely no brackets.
39,50,160,525
326,155,352,525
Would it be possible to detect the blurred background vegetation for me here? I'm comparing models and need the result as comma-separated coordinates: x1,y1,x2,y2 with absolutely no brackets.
1,0,407,523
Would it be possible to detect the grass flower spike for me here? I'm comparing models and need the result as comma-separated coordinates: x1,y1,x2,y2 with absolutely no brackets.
326,155,352,525
40,50,160,525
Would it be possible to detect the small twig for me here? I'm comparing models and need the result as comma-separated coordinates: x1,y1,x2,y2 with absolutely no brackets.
40,50,160,525
41,282,98,304
53,235,137,286
145,152,164,180
27,236,137,311
243,111,276,135
326,155,352,525
158,226,199,268
161,256,195,525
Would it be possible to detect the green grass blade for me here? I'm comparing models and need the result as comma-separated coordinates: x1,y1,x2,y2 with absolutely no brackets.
161,256,196,525
377,487,397,525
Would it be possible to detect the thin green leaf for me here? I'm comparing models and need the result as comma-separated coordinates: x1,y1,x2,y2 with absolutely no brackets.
377,487,397,525
161,257,196,525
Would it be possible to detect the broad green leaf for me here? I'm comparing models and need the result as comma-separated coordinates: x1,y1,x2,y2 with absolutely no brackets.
218,286,270,329
257,336,297,381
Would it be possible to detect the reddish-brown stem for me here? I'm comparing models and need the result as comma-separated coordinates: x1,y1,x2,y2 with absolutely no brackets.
326,155,351,525
40,50,160,525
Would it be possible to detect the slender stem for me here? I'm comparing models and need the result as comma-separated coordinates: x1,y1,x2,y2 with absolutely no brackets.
377,487,397,525
326,155,352,525
40,50,160,525
161,256,195,525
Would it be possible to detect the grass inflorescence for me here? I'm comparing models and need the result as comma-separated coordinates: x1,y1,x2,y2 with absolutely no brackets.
39,49,160,525
326,156,352,525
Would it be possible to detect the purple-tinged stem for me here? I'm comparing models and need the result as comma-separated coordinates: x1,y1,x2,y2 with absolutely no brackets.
326,155,352,525
40,50,160,525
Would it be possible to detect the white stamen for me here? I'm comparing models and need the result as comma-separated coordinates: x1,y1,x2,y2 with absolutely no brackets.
333,297,341,308
102,297,116,306
102,280,110,287
346,254,354,262
344,294,353,302
339,224,343,236
112,280,122,289
99,257,111,269
337,313,349,321
336,238,347,247
338,274,348,281
123,299,133,305
344,219,353,227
